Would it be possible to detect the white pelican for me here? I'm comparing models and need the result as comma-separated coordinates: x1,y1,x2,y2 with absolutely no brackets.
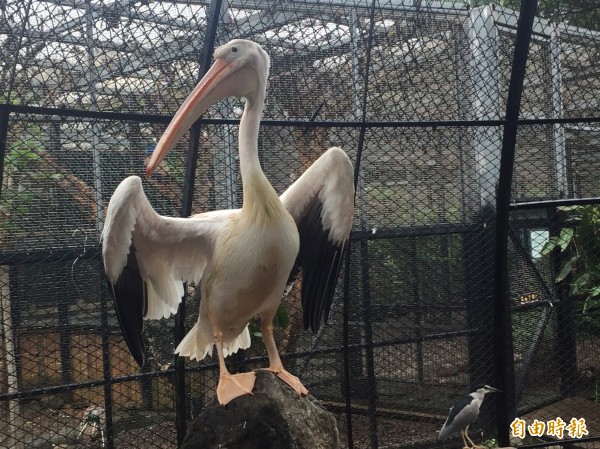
102,39,354,405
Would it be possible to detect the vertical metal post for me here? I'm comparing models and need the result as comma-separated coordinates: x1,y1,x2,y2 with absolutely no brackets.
409,237,424,383
180,0,223,218
346,7,365,387
350,11,363,123
465,6,503,435
0,106,21,448
84,3,112,447
468,6,502,207
494,2,537,446
463,204,496,429
0,106,8,189
175,0,223,445
352,2,379,447
214,102,238,209
342,240,354,449
99,283,114,449
451,22,474,223
57,290,73,400
549,25,568,198
213,2,236,211
0,266,20,449
84,0,103,238
344,26,362,449
358,241,378,449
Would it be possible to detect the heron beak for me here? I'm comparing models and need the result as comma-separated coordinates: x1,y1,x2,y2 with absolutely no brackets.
146,58,239,177
489,386,502,393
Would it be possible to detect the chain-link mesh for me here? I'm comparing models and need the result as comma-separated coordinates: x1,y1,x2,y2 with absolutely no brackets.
1,1,599,449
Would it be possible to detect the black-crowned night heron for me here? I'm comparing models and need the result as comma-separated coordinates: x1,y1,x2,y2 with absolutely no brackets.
438,384,501,449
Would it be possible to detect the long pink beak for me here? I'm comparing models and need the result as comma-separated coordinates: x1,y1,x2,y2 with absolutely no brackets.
146,58,233,177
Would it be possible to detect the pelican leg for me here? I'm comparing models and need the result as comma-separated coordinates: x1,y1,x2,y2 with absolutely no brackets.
259,319,308,397
214,330,255,405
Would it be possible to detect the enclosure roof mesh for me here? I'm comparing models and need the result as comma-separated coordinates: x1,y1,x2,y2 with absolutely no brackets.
1,1,471,91
2,0,599,105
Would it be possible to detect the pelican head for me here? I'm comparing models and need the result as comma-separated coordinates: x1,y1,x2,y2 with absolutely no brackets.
146,39,270,176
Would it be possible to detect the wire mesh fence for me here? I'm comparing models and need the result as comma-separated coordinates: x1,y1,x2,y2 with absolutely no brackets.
1,1,599,449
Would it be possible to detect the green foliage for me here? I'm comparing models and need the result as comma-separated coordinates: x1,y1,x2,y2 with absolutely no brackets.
541,205,600,336
164,154,186,187
0,125,62,238
5,139,43,173
0,93,20,105
248,304,289,347
481,439,497,449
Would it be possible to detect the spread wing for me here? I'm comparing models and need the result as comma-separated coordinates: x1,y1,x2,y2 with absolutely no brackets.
280,147,355,332
101,175,237,366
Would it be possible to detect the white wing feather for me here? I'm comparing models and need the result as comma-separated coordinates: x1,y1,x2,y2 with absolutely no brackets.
102,175,237,320
280,147,354,244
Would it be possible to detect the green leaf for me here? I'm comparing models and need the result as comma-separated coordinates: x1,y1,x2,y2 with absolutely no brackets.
558,228,574,252
570,272,591,295
540,236,560,256
556,257,575,282
558,205,583,212
273,304,289,328
583,297,593,314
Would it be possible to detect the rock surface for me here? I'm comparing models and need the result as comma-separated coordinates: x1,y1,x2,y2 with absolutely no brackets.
180,370,340,449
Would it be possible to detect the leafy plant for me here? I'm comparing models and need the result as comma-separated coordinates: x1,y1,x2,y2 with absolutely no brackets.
482,439,497,449
541,205,600,336
1,136,44,236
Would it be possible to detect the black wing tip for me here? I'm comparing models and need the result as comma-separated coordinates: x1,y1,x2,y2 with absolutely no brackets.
132,347,146,368
105,247,147,368
107,277,146,368
298,200,347,334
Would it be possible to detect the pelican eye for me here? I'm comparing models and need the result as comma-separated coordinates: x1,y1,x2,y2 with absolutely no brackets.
231,47,238,53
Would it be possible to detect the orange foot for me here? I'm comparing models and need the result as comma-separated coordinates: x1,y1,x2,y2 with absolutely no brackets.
216,371,256,405
261,367,309,397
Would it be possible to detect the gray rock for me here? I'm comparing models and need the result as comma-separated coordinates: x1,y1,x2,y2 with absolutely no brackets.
180,370,340,449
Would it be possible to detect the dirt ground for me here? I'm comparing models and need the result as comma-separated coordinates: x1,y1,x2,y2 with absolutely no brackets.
1,404,440,449
0,403,177,449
